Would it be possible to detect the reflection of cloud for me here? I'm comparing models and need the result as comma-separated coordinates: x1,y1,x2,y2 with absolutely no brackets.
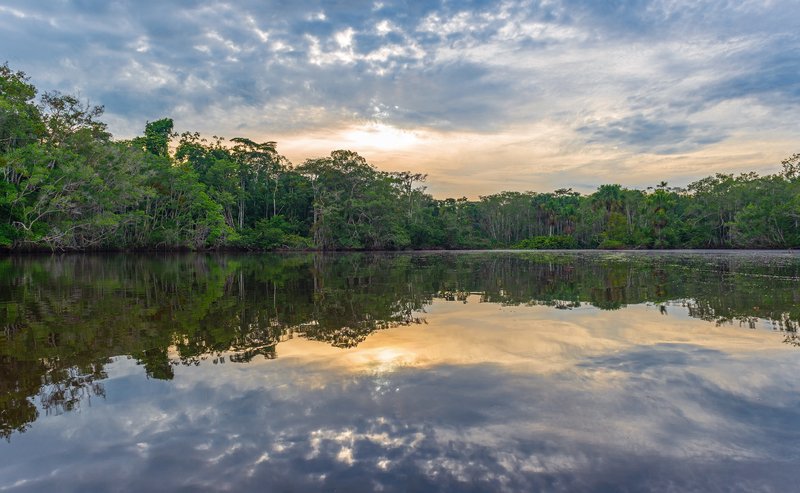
276,301,788,375
3,338,799,491
579,343,723,373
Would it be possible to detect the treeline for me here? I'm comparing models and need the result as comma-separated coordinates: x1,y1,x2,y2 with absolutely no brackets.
2,63,800,251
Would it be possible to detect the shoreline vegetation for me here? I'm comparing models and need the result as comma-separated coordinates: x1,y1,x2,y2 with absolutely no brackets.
3,63,800,253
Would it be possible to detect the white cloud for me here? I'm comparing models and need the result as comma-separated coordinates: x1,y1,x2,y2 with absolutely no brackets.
375,19,394,35
2,0,797,196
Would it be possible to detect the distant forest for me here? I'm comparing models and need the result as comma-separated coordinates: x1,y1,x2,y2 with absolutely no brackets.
2,63,800,251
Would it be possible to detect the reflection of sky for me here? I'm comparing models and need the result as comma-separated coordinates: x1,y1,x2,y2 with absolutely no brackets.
279,301,789,373
1,302,798,492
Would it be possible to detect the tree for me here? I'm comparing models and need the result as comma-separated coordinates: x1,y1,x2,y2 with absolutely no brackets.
40,91,109,147
143,118,174,157
298,150,412,250
230,137,279,228
0,63,44,153
781,153,800,180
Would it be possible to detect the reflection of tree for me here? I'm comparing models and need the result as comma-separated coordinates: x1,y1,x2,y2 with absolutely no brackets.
0,356,41,441
301,254,427,347
134,348,174,380
773,314,799,347
1,252,799,439
0,353,108,441
782,331,800,347
426,254,800,332
0,253,434,438
40,365,106,416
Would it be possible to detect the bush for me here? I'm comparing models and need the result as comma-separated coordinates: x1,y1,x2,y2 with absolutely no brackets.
235,216,311,250
597,239,626,250
513,235,577,249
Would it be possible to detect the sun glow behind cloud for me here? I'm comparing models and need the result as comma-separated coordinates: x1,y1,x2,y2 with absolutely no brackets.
341,123,419,151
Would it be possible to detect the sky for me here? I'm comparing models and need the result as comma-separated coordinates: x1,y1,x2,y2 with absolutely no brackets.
1,0,799,198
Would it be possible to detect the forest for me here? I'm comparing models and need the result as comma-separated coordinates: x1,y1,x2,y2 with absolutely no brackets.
2,63,800,251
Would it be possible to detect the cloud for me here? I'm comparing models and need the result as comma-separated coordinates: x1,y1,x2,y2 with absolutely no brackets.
0,0,798,196
577,114,726,154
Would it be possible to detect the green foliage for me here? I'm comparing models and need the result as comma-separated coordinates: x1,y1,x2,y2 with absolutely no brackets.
0,63,45,153
297,150,415,250
597,239,626,250
40,91,109,146
143,118,173,157
514,235,577,249
1,62,799,252
235,215,311,250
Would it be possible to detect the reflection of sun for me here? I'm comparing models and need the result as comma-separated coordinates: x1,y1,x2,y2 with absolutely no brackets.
375,348,403,364
343,123,418,151
352,347,416,373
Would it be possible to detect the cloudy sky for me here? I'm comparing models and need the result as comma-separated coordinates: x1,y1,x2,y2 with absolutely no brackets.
2,0,798,197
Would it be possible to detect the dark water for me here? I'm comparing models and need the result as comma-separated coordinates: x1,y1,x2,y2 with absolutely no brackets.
1,251,799,492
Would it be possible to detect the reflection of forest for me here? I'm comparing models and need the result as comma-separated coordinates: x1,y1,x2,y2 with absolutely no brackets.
2,252,799,439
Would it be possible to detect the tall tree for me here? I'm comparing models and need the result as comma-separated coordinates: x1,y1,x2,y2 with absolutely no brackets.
143,118,174,157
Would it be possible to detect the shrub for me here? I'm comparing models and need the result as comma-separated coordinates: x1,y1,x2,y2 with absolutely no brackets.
235,215,311,250
513,235,577,249
597,239,626,250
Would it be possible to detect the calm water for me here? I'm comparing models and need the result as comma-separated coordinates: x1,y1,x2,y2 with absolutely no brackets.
1,251,799,492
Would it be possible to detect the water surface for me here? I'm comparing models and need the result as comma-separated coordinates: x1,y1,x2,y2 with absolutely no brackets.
1,251,799,492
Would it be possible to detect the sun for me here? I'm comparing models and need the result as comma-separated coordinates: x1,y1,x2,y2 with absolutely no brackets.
342,123,419,151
